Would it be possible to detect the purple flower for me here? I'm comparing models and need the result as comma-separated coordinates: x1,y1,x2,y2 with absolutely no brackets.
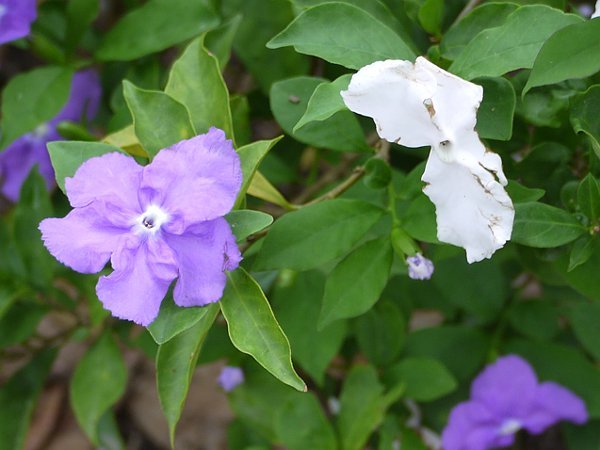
442,355,588,450
218,366,244,392
406,253,434,280
39,128,242,326
0,0,37,45
0,70,101,202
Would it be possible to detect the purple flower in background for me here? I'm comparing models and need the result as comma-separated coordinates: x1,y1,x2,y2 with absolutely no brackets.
0,70,101,202
218,366,244,392
0,0,37,45
39,128,242,326
406,253,434,280
442,355,588,450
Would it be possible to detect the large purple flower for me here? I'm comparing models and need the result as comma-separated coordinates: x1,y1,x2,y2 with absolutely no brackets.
0,70,101,202
39,128,243,326
0,0,37,45
442,355,588,450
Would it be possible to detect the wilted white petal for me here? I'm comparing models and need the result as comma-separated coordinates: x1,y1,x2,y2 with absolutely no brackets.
592,0,600,18
341,56,514,263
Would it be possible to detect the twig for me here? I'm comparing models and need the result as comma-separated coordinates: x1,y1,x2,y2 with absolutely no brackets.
454,0,481,24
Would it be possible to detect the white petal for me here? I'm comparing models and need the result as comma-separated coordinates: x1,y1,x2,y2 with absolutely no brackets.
592,0,600,18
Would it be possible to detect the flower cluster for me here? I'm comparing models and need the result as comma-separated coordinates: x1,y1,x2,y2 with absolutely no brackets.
39,128,242,326
341,57,514,263
0,0,37,45
442,355,588,450
406,253,434,280
0,70,101,202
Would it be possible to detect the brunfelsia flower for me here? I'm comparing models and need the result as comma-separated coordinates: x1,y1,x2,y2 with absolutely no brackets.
39,128,242,326
406,253,434,280
0,70,101,202
0,0,36,45
442,355,588,450
341,57,514,263
218,366,244,392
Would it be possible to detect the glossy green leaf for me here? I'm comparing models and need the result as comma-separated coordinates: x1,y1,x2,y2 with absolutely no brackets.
220,268,306,392
524,19,600,95
165,37,234,139
205,15,242,70
71,332,127,444
564,238,600,301
569,236,595,272
418,0,444,36
65,0,100,53
254,199,384,271
148,297,219,344
475,76,516,141
236,137,283,206
270,77,369,152
0,66,72,149
0,349,56,450
512,202,586,247
319,237,393,328
267,2,415,69
47,141,125,194
450,5,582,80
122,81,195,159
506,180,545,203
363,158,392,190
338,365,387,450
96,0,219,61
355,301,405,367
156,303,219,445
0,302,47,347
508,301,559,341
578,174,600,224
273,271,348,385
226,210,274,242
294,74,352,131
571,86,600,157
385,357,457,401
275,394,338,450
570,302,600,361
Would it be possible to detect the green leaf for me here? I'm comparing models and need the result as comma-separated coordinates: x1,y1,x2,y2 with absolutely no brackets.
226,210,274,242
441,2,519,60
165,37,234,140
578,174,600,224
254,199,384,271
475,76,516,141
148,297,219,344
524,19,600,95
65,0,100,53
267,2,415,70
156,303,219,445
506,180,545,203
568,236,595,272
400,195,439,244
205,15,242,70
0,66,72,149
449,5,582,80
96,0,219,61
570,302,600,360
0,349,56,450
236,137,283,207
220,268,306,392
508,301,559,341
570,86,600,158
273,271,348,386
512,202,585,247
0,302,47,347
338,365,387,450
247,171,294,209
47,141,125,194
275,394,338,450
319,237,393,328
71,332,127,444
294,74,352,131
122,81,195,159
270,76,369,152
418,0,444,36
384,357,457,402
564,238,600,301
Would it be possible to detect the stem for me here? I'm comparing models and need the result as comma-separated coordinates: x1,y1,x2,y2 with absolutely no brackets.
454,0,480,24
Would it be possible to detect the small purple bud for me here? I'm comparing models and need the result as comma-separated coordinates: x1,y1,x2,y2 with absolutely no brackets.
406,253,434,280
218,366,244,392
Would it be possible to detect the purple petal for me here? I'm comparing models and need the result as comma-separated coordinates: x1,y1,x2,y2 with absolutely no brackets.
0,136,53,202
523,382,588,434
164,217,241,307
218,366,244,392
96,237,177,326
39,205,126,273
442,401,505,450
141,128,242,232
0,0,37,45
65,152,142,218
471,355,537,417
51,70,102,125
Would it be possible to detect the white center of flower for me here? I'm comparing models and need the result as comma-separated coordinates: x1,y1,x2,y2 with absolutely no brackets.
498,418,522,436
30,123,50,141
135,205,169,235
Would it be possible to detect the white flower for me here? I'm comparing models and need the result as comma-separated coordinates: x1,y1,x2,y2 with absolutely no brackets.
592,0,600,18
341,57,514,263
